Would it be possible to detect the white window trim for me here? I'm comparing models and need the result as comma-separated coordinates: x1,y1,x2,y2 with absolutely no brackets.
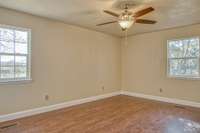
0,24,32,84
167,36,200,80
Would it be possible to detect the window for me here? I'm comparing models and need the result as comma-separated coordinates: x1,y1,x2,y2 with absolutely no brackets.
167,37,200,79
0,25,31,82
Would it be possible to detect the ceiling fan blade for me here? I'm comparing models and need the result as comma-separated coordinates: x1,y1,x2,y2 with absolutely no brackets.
96,21,118,26
136,19,157,24
104,10,120,17
134,7,154,18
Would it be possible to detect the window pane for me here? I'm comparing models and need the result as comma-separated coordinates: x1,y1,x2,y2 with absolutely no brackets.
0,28,14,42
16,56,27,66
1,66,14,79
168,41,184,58
0,41,14,53
184,38,199,57
15,30,28,43
1,55,14,66
185,59,199,76
15,66,26,78
169,59,199,76
15,42,27,54
168,38,199,58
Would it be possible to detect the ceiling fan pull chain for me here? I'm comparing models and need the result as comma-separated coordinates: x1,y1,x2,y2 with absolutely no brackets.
125,29,128,47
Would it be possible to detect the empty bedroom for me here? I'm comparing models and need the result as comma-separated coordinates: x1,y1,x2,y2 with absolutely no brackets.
0,0,200,133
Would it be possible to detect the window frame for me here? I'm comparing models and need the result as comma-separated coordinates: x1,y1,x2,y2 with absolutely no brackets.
167,36,200,80
0,24,32,84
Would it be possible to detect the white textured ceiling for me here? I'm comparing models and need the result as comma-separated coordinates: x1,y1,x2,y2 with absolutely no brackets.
0,0,200,37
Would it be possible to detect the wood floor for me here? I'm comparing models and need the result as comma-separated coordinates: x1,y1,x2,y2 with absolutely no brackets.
1,95,200,133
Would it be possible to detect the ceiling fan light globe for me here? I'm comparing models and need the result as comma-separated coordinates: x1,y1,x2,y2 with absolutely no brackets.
118,20,133,29
118,14,134,29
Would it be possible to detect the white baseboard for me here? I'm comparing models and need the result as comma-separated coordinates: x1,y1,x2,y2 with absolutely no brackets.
1,91,199,123
0,91,121,123
121,91,200,108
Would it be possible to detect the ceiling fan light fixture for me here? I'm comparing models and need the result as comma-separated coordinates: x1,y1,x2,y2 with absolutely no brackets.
118,20,133,29
118,14,134,29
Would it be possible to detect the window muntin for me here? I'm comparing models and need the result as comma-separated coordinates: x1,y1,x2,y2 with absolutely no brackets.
0,25,31,82
167,37,200,78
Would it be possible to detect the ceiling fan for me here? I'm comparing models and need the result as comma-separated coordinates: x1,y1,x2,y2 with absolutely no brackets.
97,5,157,31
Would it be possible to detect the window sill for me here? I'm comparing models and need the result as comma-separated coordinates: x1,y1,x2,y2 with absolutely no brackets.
0,79,32,85
167,76,200,80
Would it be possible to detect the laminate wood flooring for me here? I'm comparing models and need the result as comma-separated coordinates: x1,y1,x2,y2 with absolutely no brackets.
1,95,200,133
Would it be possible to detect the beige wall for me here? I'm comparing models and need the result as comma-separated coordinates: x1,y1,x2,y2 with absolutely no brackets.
0,8,121,115
1,6,200,116
122,24,200,103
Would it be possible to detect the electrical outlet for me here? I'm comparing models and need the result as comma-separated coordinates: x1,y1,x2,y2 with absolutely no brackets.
44,95,49,101
159,88,163,93
102,86,105,91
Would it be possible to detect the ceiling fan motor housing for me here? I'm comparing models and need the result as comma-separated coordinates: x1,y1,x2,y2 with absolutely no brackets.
113,0,138,10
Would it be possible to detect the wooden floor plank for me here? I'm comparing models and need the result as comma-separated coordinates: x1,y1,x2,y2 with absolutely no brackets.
1,95,200,133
